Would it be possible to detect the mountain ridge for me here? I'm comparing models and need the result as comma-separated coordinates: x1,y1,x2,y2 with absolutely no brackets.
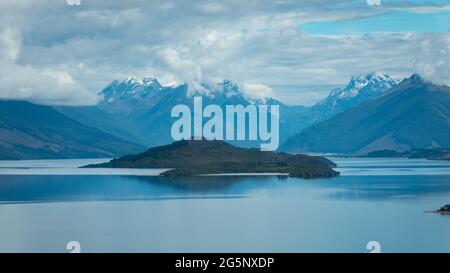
58,73,396,149
281,74,450,154
0,100,145,160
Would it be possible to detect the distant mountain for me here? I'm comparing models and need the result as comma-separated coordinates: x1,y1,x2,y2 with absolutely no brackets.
281,74,450,154
85,139,339,179
309,72,397,122
58,73,394,149
98,76,165,117
55,105,146,146
58,77,305,148
1,72,425,160
0,100,145,160
291,72,398,133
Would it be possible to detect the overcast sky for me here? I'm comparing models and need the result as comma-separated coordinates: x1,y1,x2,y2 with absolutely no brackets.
0,0,449,106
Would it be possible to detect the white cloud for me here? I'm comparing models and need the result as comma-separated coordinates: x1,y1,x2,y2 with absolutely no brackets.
154,48,205,93
1,28,21,61
413,34,450,86
366,0,381,6
390,4,450,14
0,0,449,106
0,60,99,106
243,83,275,99
0,28,98,106
75,9,141,27
197,2,228,13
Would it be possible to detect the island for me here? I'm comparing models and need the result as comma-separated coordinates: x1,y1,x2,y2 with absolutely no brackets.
83,139,340,178
436,204,450,215
426,204,450,215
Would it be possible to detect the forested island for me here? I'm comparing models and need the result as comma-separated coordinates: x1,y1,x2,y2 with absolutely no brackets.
84,139,339,178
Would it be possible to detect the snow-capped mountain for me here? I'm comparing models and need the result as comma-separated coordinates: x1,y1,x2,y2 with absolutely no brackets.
98,76,165,116
58,73,398,149
319,72,397,105
75,77,291,147
322,72,397,101
309,72,398,123
98,77,281,117
201,80,281,105
102,76,163,99
281,74,450,154
274,72,399,137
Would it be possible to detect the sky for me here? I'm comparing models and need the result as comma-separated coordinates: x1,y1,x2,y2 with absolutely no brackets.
0,0,449,106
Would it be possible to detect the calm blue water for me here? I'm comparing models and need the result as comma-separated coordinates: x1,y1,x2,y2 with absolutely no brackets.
0,158,449,252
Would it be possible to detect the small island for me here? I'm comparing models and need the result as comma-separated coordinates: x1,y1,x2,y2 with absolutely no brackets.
84,139,340,179
436,204,450,215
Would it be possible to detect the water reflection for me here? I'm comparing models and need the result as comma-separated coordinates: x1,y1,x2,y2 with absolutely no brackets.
315,176,450,201
0,175,287,203
0,174,450,204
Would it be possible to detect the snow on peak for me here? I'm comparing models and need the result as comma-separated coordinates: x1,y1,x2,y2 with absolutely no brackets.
120,76,162,88
198,80,242,98
341,72,397,98
100,76,164,100
142,77,159,86
125,76,141,85
318,72,398,106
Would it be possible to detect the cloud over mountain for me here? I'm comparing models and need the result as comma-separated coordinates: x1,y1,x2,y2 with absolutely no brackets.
0,0,448,105
0,27,98,106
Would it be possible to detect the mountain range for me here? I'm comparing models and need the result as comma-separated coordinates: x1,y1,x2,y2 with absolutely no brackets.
0,72,448,160
59,77,300,148
57,73,398,149
281,74,450,154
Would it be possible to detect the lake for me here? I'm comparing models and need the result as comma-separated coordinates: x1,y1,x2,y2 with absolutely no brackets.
0,158,449,252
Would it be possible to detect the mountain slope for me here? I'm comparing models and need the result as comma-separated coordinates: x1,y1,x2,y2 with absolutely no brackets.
55,105,146,145
281,74,450,154
0,100,145,160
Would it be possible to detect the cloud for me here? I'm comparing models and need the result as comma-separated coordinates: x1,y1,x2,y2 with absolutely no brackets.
388,3,450,13
0,0,449,106
75,9,142,27
1,28,21,61
0,28,21,61
243,83,275,99
154,48,205,93
0,60,99,106
197,2,228,13
0,28,98,106
413,33,450,86
366,0,381,6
